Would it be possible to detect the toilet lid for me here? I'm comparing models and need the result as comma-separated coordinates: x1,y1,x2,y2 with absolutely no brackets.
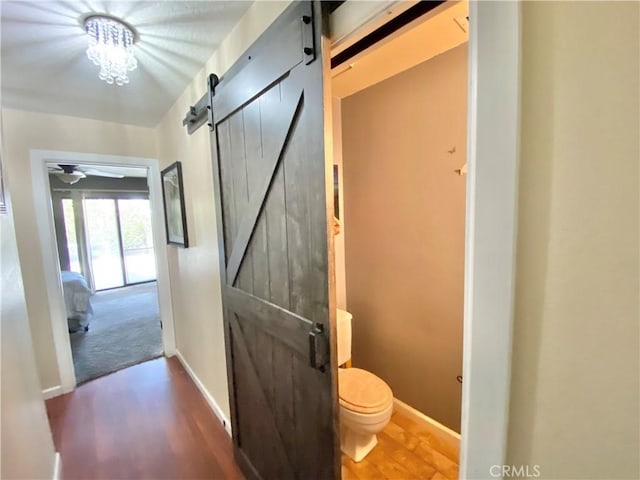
338,368,393,414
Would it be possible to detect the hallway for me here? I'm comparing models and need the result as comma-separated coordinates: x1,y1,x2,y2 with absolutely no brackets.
46,357,242,479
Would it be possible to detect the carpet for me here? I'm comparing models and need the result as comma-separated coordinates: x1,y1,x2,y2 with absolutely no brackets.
70,282,163,384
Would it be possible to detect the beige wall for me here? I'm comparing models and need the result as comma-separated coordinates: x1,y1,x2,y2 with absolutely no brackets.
341,44,467,431
1,163,57,478
154,0,290,421
507,2,639,478
1,108,157,389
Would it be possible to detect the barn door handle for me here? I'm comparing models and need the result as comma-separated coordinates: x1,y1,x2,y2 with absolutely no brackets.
309,323,329,372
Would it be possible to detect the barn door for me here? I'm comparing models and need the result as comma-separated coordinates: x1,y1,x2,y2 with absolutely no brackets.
207,2,338,479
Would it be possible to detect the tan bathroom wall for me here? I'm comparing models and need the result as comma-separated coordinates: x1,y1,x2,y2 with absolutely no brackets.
507,2,639,478
341,44,467,432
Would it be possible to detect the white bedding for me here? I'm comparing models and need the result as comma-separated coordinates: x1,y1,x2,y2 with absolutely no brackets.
61,271,93,331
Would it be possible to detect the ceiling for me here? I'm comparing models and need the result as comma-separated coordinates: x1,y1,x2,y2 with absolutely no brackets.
331,1,468,99
0,1,252,127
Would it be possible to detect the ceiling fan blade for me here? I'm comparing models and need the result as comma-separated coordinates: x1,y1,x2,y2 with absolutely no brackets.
82,169,125,178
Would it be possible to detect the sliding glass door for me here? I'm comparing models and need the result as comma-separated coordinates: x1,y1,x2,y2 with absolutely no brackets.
84,197,156,290
118,199,156,284
85,199,125,290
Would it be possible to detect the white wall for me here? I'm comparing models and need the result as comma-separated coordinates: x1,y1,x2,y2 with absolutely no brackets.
508,2,639,477
154,1,291,422
1,163,58,479
1,108,157,389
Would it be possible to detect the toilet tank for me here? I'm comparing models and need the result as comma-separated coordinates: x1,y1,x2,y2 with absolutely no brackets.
336,309,353,366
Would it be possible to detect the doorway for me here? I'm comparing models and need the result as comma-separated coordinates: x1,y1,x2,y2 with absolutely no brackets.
329,1,521,476
49,163,163,384
331,1,467,477
31,150,176,394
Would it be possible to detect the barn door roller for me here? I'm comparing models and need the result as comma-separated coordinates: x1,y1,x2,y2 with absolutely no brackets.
182,73,219,135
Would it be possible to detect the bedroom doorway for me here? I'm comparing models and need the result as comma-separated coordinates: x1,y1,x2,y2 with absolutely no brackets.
41,157,173,387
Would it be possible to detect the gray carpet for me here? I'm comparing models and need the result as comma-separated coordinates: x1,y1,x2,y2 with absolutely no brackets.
70,282,163,384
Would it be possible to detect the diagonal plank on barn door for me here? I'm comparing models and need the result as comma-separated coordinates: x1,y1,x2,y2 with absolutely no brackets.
225,285,311,359
225,87,304,287
228,313,295,478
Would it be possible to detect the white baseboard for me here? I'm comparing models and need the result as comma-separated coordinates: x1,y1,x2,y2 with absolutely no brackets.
52,452,61,480
42,385,63,400
175,350,232,437
393,398,460,455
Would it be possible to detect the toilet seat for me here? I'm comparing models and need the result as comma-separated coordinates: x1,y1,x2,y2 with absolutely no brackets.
338,368,393,414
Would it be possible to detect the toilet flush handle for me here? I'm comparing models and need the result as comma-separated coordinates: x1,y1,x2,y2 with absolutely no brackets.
309,323,329,372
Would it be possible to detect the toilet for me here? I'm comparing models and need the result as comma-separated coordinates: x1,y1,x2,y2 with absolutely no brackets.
337,309,394,462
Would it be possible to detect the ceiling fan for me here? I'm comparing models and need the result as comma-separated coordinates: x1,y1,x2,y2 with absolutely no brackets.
48,164,124,185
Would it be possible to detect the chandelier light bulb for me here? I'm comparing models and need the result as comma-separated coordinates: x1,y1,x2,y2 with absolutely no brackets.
84,15,137,86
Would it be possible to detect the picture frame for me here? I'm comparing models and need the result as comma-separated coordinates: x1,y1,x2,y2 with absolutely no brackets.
161,161,189,247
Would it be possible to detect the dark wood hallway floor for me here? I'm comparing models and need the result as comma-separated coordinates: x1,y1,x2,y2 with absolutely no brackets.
46,357,243,480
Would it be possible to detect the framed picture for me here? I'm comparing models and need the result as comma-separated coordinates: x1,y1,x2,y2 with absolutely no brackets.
161,161,189,247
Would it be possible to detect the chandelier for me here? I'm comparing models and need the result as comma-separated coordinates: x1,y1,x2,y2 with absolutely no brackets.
84,15,138,86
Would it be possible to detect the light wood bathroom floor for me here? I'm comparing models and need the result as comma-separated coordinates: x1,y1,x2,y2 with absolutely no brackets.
341,411,459,480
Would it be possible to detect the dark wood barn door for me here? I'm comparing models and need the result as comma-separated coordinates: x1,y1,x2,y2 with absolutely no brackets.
208,2,338,479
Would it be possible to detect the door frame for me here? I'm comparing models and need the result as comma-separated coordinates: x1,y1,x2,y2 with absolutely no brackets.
329,1,521,477
30,149,176,395
460,2,520,477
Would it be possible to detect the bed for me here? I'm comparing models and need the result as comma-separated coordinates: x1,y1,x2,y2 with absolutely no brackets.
61,271,93,333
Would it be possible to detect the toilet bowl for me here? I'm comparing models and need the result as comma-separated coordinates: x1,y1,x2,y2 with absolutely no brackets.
338,367,393,462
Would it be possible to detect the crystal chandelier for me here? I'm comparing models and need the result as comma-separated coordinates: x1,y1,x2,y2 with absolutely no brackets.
84,15,138,86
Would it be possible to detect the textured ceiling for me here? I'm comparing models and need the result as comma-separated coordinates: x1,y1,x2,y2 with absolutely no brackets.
0,1,252,127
